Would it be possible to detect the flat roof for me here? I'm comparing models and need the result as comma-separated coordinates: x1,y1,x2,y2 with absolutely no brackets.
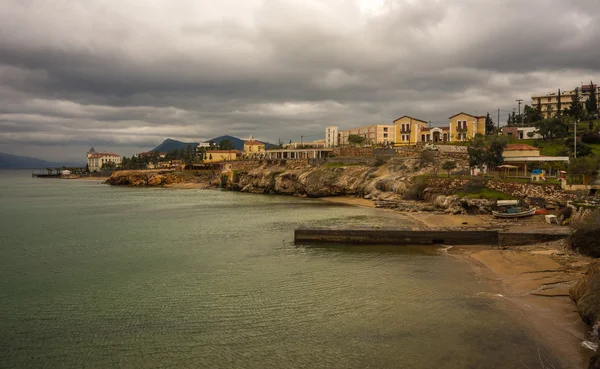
503,156,570,162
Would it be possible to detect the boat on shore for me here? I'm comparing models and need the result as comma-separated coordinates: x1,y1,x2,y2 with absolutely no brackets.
492,200,537,218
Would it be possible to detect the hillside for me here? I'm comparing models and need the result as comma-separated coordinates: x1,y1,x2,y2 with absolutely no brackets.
150,138,200,153
0,152,82,169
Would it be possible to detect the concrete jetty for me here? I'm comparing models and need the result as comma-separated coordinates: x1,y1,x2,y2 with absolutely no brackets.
294,227,572,247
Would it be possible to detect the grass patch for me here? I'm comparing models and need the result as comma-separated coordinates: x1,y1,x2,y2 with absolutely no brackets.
455,188,515,201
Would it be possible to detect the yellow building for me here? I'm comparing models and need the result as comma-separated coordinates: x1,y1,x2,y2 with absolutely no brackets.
393,116,428,145
448,113,486,141
243,137,265,156
532,84,599,118
205,150,239,162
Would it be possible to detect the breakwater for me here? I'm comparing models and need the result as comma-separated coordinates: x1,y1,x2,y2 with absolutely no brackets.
294,227,572,246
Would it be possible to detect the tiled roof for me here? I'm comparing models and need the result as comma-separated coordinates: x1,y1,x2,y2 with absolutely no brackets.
449,112,479,119
505,144,540,151
88,152,120,158
393,116,428,124
245,140,264,145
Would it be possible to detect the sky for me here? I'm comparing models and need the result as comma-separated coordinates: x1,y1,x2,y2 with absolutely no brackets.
1,0,599,161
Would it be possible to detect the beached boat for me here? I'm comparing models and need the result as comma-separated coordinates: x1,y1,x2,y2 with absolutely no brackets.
492,207,537,218
492,200,537,218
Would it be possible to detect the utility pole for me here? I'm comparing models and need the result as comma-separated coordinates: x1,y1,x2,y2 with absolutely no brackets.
300,135,304,146
516,99,523,124
497,108,500,135
574,119,578,158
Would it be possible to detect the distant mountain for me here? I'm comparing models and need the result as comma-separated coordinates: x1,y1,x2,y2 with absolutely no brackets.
0,152,82,169
150,138,200,153
204,135,278,150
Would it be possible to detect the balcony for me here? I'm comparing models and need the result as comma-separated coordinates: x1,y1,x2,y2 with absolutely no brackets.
401,129,411,134
456,127,468,132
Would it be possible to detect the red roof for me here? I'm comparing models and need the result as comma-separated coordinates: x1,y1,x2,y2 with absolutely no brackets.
88,152,120,158
393,115,428,124
505,144,539,151
245,140,264,145
449,112,483,119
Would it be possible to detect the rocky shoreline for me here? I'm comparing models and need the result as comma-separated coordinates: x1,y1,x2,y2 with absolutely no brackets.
106,162,600,366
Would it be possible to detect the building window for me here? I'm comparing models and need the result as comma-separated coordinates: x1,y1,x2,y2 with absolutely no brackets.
383,133,388,138
548,97,551,102
383,127,388,132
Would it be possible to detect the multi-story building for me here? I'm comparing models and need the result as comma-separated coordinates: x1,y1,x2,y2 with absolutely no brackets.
393,116,428,145
204,150,240,162
325,126,339,147
532,84,599,118
392,113,485,144
86,147,121,172
327,124,394,146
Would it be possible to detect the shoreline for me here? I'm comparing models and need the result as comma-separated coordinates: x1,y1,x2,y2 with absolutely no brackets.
454,243,594,368
324,195,594,368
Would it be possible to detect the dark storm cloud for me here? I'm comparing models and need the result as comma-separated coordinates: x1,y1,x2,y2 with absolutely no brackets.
0,0,599,160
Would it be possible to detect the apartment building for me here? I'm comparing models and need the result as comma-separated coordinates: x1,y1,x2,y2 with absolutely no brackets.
327,124,394,146
532,84,599,118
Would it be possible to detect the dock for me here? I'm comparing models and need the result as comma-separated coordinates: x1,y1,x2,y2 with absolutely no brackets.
294,227,572,247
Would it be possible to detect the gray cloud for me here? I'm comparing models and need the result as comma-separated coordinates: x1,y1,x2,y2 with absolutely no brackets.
0,0,599,161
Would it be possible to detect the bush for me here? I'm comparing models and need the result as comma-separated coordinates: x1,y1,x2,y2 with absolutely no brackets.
462,178,487,194
572,212,600,257
582,132,600,144
403,175,429,200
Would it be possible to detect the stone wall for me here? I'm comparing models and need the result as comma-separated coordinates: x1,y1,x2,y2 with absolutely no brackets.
436,145,468,153
426,177,577,206
333,147,374,157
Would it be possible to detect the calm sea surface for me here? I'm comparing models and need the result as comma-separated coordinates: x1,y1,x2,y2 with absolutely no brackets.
0,170,560,368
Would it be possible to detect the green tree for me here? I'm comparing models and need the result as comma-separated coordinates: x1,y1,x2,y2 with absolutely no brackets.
348,134,366,146
569,156,600,176
564,138,593,157
585,81,597,118
485,113,494,134
524,104,543,123
567,87,584,120
101,161,116,171
442,160,457,176
218,139,235,150
467,134,506,170
556,89,562,116
534,117,566,140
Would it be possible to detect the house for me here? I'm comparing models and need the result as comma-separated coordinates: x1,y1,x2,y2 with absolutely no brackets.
393,116,428,145
243,137,265,158
502,144,569,175
501,126,542,140
326,124,395,146
86,147,121,172
448,113,486,141
205,150,240,162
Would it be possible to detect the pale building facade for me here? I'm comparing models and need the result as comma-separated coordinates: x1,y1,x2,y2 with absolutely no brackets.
532,84,599,118
205,150,240,162
86,147,121,172
336,124,394,146
325,126,339,147
448,113,486,141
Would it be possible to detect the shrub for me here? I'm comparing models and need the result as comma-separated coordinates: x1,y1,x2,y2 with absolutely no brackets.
462,178,487,194
403,175,429,200
571,212,600,257
581,132,600,144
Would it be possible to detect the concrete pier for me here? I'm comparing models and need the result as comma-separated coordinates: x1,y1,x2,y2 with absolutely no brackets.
294,227,572,247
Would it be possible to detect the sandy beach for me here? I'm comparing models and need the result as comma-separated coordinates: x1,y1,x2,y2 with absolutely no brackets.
322,195,595,368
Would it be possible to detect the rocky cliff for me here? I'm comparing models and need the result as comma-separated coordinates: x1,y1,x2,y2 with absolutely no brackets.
107,170,220,188
570,261,600,368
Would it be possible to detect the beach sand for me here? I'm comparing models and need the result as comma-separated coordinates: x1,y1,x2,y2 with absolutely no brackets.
454,243,594,368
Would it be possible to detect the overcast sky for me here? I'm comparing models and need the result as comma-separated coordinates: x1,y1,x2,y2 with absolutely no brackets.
1,0,599,161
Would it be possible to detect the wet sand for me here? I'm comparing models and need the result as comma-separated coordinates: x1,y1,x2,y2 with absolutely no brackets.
454,242,594,368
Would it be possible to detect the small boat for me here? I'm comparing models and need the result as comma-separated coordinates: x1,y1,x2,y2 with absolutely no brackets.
492,207,537,218
492,200,537,218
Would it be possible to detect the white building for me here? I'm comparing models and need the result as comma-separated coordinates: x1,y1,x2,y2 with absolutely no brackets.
517,127,542,140
86,147,121,172
325,126,339,147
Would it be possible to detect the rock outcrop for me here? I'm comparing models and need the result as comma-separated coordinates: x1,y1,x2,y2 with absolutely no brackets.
107,170,220,187
570,261,600,368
